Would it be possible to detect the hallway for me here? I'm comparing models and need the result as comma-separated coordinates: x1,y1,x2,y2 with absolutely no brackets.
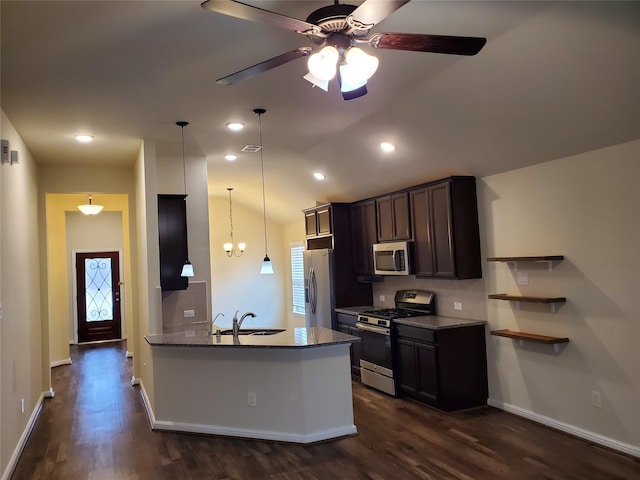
10,342,639,479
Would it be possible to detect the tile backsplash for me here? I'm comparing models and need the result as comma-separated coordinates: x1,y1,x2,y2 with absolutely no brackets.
372,276,487,320
161,281,209,333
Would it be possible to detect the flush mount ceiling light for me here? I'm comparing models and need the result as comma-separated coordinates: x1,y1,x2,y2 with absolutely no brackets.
176,121,195,278
224,154,238,161
313,172,326,180
380,142,396,153
203,0,486,101
74,134,94,143
226,122,245,131
224,188,246,257
77,194,104,215
254,108,273,275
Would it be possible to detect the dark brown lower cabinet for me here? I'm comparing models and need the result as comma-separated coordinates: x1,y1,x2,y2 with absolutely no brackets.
395,324,488,411
336,312,362,378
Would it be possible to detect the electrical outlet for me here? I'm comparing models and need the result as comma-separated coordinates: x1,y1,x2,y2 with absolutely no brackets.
21,398,24,414
592,390,602,408
517,271,529,286
379,295,386,302
183,309,195,318
454,302,463,311
248,391,257,407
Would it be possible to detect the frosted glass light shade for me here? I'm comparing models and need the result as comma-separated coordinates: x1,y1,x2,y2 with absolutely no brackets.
181,261,195,277
307,46,339,81
77,194,104,215
303,72,330,91
260,256,274,275
345,47,378,81
77,204,104,215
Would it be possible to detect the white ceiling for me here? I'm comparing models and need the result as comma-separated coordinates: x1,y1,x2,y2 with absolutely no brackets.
1,1,638,224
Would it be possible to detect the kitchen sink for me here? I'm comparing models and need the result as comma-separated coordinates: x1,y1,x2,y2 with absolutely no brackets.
217,329,285,336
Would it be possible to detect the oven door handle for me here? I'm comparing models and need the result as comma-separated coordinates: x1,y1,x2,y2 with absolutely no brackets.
355,323,390,335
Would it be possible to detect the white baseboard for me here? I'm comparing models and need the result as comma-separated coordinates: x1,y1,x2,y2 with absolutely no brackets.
151,419,357,444
1,391,47,480
488,398,640,459
50,358,72,368
137,383,355,444
130,376,140,386
125,351,133,358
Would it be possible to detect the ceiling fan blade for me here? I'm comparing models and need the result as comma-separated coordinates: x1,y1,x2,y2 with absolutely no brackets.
216,47,312,85
201,0,318,34
350,0,410,27
369,32,487,56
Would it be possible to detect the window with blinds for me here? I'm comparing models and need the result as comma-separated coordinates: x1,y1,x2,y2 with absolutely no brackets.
290,244,305,315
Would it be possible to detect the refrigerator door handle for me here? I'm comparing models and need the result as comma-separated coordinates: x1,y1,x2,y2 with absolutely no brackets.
310,267,317,314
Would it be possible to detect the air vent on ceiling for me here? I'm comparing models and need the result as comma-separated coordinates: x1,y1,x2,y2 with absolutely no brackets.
241,144,262,153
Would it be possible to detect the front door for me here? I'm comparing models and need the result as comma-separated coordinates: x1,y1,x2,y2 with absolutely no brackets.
76,251,122,343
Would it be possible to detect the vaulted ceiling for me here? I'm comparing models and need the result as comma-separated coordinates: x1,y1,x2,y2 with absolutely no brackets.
2,1,638,224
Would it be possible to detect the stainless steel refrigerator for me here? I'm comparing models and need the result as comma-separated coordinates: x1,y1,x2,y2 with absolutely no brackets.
303,248,335,329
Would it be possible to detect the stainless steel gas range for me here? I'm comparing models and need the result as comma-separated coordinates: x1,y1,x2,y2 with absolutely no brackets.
356,289,436,396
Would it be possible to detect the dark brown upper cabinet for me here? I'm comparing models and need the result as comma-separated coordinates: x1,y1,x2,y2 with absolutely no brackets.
158,194,189,291
376,192,411,242
304,205,332,238
409,177,482,279
350,199,378,275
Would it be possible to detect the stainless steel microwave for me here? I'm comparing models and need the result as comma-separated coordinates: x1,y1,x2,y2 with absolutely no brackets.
373,241,412,275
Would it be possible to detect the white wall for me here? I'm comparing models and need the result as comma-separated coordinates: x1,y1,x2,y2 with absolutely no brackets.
0,111,43,477
480,140,640,453
208,195,287,330
377,140,640,454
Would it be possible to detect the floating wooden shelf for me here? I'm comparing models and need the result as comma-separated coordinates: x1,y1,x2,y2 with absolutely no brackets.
488,294,566,312
487,255,564,271
491,329,569,352
488,294,566,303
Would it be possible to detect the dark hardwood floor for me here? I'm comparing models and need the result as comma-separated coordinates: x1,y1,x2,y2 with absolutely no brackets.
11,342,639,479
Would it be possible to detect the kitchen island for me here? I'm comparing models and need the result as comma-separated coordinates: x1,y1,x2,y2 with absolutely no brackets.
143,327,359,444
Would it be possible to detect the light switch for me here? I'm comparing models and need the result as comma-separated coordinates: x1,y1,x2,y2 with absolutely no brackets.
183,309,195,318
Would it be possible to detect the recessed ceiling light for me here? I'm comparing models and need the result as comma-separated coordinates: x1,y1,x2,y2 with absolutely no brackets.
224,154,238,161
74,134,94,143
226,122,245,131
313,172,326,180
380,142,395,153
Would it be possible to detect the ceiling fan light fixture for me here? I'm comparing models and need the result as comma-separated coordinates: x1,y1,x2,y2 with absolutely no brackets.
303,71,330,91
307,45,339,81
345,47,378,81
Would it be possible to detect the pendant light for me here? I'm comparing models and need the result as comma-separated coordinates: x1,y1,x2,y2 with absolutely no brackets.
177,121,195,278
77,194,104,215
254,108,273,275
223,187,246,257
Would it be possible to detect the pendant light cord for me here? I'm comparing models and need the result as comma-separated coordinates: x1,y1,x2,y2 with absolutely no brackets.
257,111,269,256
228,188,235,242
181,125,187,196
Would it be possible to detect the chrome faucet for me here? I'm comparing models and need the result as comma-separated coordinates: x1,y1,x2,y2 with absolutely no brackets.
232,310,257,337
209,312,225,335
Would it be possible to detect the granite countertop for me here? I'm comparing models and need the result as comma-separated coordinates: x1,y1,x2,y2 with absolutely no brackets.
334,305,375,315
393,315,487,330
145,327,360,349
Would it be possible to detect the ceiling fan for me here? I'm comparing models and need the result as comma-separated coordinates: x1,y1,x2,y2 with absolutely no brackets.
201,0,486,100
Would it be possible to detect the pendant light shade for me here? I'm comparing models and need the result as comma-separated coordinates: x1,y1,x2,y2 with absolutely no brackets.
260,256,274,275
177,121,195,278
77,194,104,215
254,108,273,275
180,261,194,277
